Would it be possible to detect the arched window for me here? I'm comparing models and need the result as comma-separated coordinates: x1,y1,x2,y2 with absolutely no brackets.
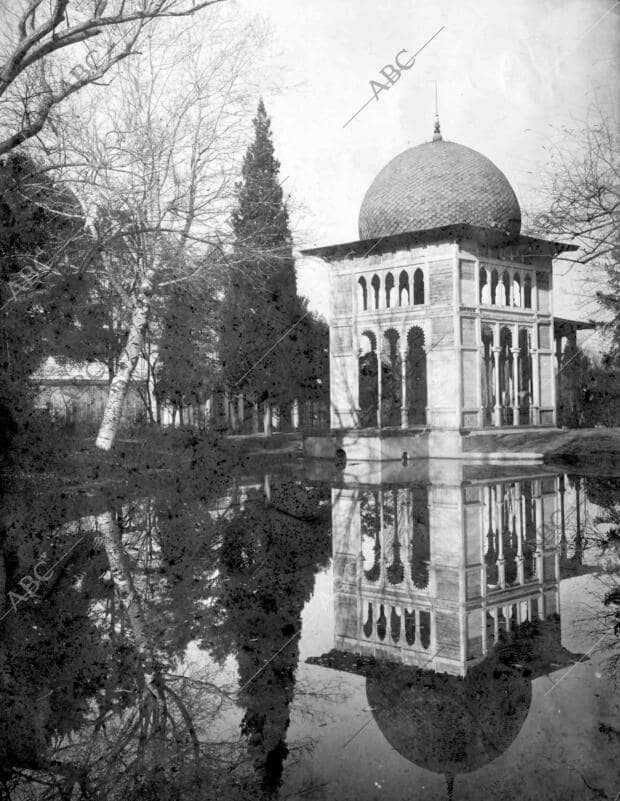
491,269,498,304
518,328,532,423
390,607,401,642
404,609,416,645
479,267,489,304
499,327,513,425
419,610,431,649
359,331,378,428
406,327,427,424
399,270,410,306
371,274,380,309
361,489,381,580
358,276,368,311
502,271,511,306
411,483,430,589
413,268,424,305
524,274,532,309
513,273,521,307
376,605,387,640
481,325,494,426
381,329,401,427
385,272,395,308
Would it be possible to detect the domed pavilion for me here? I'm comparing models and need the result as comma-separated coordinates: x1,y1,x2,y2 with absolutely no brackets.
302,121,587,459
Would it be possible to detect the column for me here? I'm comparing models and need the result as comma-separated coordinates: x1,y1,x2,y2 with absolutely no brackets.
555,334,563,425
496,484,505,588
400,344,408,428
377,336,383,428
379,489,385,584
516,482,525,584
356,548,364,640
534,483,543,580
511,344,520,426
493,347,502,427
531,346,541,425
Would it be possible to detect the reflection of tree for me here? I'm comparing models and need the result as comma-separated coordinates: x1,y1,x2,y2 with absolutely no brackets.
578,476,620,682
0,467,248,800
360,490,381,582
206,481,330,799
410,485,430,589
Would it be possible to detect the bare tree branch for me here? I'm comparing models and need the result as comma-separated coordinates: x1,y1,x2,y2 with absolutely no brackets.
0,0,225,156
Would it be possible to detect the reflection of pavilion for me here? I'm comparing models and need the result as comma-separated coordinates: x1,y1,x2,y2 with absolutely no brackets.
308,460,586,797
330,461,564,676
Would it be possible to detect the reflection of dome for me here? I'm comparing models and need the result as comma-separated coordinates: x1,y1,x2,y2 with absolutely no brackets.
365,617,580,776
366,660,530,774
358,137,521,240
308,618,583,780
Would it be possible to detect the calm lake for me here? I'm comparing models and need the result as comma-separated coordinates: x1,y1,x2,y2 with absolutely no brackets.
1,454,618,800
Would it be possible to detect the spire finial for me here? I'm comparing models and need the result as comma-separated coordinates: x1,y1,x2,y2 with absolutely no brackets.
433,81,442,141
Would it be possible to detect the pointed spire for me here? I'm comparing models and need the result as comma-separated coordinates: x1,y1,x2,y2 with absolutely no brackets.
433,80,442,141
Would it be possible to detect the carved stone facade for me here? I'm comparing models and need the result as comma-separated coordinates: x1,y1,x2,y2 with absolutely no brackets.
302,128,581,436
330,461,564,676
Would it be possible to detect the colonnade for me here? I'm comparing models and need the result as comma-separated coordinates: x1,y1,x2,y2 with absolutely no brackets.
481,480,544,591
359,487,430,590
358,327,427,428
481,323,539,426
478,265,534,309
358,268,425,312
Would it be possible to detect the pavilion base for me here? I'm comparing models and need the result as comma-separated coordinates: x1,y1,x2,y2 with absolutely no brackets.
303,426,561,462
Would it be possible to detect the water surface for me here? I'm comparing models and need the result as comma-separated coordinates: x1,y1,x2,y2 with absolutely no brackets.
1,457,618,800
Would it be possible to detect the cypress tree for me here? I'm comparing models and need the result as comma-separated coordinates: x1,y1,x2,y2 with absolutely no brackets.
221,100,301,422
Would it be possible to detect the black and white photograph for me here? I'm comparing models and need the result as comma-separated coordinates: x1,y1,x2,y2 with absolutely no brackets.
0,1,618,799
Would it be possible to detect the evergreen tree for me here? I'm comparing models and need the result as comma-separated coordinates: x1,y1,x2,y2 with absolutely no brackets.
0,153,89,458
221,100,302,417
155,278,220,426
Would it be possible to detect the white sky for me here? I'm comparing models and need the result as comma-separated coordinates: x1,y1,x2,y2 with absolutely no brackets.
230,0,619,331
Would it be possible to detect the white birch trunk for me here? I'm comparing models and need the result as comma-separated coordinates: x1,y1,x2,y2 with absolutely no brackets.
97,510,153,664
96,269,155,451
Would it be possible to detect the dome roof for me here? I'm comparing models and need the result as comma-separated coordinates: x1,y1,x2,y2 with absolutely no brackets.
366,660,531,775
358,135,521,240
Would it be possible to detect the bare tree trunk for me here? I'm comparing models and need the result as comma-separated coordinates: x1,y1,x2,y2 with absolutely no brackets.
96,271,154,451
97,510,153,662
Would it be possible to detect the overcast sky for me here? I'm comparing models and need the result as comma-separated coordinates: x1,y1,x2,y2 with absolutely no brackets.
231,0,618,328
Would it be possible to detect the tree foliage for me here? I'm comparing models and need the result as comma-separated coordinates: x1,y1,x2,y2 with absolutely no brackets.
221,100,329,414
0,152,89,452
154,263,221,421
